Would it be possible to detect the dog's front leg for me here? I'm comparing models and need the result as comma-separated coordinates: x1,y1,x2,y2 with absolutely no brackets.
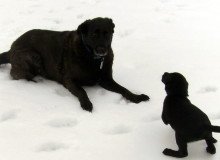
99,78,149,103
162,106,169,125
64,79,93,112
163,133,188,158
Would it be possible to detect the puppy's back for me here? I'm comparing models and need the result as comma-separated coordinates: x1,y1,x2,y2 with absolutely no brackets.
164,96,211,134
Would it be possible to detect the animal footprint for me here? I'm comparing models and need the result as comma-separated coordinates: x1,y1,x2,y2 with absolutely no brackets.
103,124,132,135
141,115,160,123
158,0,170,3
55,88,71,97
53,19,62,24
164,18,173,23
66,6,74,10
118,29,134,38
209,113,220,120
0,110,18,122
47,118,78,128
37,142,68,152
198,86,218,94
76,14,84,19
97,89,106,96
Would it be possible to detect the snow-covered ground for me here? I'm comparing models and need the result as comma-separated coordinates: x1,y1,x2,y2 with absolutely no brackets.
0,0,220,159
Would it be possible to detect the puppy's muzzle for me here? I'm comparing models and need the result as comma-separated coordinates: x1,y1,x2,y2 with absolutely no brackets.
162,72,170,83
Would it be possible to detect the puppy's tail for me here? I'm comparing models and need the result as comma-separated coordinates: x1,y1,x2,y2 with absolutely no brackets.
207,125,220,133
0,51,10,65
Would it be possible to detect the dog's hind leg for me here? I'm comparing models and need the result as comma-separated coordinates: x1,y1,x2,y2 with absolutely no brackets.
206,137,216,154
10,49,42,81
163,133,188,158
10,65,36,81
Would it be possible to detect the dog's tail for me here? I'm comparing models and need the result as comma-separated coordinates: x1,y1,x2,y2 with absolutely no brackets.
0,51,10,65
207,125,220,133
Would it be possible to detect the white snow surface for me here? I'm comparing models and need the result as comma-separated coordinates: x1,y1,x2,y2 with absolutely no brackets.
0,0,220,159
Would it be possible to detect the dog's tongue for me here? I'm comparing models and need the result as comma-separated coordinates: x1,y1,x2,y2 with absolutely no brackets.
95,52,107,57
94,47,108,57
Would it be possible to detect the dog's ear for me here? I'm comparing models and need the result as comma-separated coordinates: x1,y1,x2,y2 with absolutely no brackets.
107,18,115,33
77,20,91,35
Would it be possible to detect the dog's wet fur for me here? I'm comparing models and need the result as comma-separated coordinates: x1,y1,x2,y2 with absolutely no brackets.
161,72,220,158
0,17,149,112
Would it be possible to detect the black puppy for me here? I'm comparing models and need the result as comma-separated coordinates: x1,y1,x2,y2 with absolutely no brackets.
161,72,220,158
0,17,149,112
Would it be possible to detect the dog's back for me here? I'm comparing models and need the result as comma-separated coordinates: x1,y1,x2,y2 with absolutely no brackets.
163,95,211,139
162,72,220,158
9,29,73,82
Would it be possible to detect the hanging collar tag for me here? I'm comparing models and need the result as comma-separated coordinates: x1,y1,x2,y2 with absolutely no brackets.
100,57,104,69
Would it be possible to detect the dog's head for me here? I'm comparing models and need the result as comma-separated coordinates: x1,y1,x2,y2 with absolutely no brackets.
77,17,115,57
162,72,189,96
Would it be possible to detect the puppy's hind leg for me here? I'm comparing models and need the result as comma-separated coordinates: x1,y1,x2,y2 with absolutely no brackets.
206,137,216,154
163,133,188,158
210,136,217,143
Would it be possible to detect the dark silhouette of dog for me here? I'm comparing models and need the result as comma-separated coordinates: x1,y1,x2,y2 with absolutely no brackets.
0,17,149,112
161,72,220,158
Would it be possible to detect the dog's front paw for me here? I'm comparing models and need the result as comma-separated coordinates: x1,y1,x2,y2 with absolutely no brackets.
126,94,150,103
80,100,93,112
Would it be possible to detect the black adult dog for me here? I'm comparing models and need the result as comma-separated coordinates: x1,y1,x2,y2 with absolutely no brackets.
161,72,220,158
0,17,149,112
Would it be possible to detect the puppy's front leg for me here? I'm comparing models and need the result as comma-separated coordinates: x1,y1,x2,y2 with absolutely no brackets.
162,112,168,125
100,78,149,103
163,133,188,158
64,79,93,112
162,105,169,125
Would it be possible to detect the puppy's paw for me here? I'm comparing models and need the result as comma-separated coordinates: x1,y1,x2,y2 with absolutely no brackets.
206,146,216,154
211,137,218,143
163,148,187,158
126,94,150,103
163,148,173,156
80,100,93,112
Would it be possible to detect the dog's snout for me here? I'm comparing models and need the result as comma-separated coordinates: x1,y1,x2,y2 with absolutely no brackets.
162,72,170,83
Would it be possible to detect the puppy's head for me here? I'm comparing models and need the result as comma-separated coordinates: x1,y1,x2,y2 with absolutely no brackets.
162,72,188,96
77,17,115,57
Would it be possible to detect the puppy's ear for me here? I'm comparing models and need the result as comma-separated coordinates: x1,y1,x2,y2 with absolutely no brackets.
107,18,115,33
77,20,91,35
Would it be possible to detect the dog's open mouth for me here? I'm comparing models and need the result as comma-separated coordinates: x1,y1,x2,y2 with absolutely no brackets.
94,47,108,57
94,51,108,57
